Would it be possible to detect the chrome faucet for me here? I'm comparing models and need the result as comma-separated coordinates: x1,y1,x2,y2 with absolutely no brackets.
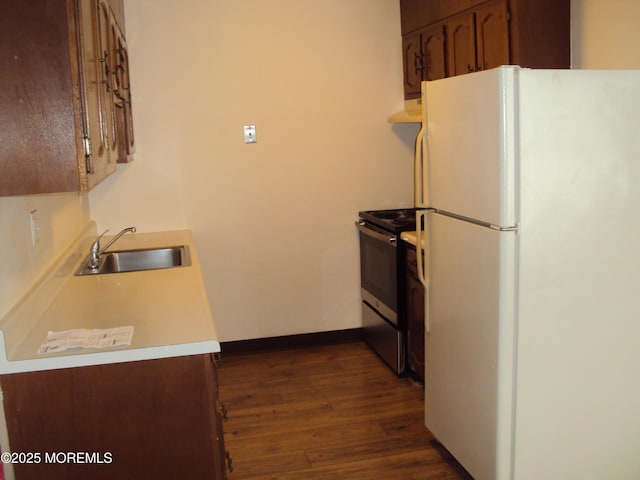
88,226,136,271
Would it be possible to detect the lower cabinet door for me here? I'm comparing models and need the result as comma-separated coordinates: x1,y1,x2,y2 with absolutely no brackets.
406,271,425,380
0,355,225,479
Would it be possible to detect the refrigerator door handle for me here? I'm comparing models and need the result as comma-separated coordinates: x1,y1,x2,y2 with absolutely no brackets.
414,123,427,207
416,209,430,333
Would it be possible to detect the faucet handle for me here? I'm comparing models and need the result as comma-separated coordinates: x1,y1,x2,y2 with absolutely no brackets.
91,229,110,253
88,230,110,271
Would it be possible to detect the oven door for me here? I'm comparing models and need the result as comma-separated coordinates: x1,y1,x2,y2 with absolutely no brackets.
357,221,398,325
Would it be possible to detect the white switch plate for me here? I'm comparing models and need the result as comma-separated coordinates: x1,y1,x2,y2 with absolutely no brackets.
29,209,40,246
243,125,257,144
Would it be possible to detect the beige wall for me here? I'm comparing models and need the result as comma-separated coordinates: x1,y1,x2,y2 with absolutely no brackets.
3,0,640,341
571,0,640,68
0,193,90,321
89,0,640,342
89,0,416,342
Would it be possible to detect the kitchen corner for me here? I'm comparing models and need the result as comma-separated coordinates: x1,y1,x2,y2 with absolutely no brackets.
0,223,224,479
0,224,220,374
2,0,640,478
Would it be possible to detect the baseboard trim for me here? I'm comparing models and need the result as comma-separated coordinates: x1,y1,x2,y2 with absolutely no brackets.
221,328,363,355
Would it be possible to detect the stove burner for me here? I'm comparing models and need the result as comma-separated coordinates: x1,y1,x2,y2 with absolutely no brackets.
358,208,417,233
394,210,414,220
375,211,402,219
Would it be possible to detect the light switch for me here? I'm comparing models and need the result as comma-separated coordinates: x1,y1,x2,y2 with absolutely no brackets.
243,125,257,144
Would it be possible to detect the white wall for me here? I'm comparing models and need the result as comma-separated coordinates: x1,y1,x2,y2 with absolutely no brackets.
89,0,417,342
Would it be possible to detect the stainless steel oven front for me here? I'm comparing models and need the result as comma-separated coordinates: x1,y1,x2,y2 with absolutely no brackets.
357,222,399,323
356,220,405,374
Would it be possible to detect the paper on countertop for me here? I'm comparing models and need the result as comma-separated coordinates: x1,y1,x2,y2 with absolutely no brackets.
37,326,134,354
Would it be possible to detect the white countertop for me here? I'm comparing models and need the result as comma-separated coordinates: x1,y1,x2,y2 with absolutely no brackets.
400,230,420,247
0,225,220,374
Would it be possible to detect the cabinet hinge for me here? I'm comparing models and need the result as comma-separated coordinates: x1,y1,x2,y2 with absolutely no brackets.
83,136,95,174
83,136,92,156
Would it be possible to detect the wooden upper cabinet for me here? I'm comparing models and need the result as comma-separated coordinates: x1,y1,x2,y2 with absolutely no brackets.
1,0,91,195
447,12,476,77
112,25,135,163
402,31,423,98
76,0,115,188
448,0,509,75
0,0,132,196
475,0,509,71
402,23,447,98
509,0,570,69
97,0,119,163
400,0,488,33
399,0,570,99
106,0,125,32
422,24,447,82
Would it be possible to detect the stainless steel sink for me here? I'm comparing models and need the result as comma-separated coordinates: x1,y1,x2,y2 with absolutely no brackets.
76,245,191,275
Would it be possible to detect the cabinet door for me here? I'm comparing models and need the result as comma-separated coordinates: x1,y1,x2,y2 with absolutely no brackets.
0,0,82,195
97,0,119,162
106,0,125,32
208,354,230,478
446,12,477,76
121,44,135,160
113,29,135,162
402,30,423,99
422,23,447,81
405,246,425,381
0,355,225,479
475,0,509,71
0,0,130,195
77,0,116,189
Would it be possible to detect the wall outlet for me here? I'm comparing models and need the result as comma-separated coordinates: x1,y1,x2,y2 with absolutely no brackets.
29,209,40,246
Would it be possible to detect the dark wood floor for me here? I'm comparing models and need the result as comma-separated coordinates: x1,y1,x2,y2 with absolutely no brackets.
217,341,472,480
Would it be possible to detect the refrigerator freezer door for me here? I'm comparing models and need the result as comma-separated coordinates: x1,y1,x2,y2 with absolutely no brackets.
422,67,518,227
425,212,516,480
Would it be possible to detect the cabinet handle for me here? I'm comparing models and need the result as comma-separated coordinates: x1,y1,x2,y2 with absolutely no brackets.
225,451,234,473
100,52,112,92
414,51,424,75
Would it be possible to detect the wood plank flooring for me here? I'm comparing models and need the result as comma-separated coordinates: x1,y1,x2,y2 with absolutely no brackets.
217,341,472,480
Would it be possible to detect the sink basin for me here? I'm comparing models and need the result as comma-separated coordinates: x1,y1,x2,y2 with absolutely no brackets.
76,245,191,276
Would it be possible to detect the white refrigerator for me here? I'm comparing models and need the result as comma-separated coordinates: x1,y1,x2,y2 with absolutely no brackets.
414,66,640,480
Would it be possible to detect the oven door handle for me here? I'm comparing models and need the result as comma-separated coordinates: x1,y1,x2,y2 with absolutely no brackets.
356,222,397,247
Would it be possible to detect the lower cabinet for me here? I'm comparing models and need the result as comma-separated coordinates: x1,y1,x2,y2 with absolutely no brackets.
405,244,425,382
0,354,229,479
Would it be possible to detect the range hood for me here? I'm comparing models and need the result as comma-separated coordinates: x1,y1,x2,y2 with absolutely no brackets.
387,98,422,123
